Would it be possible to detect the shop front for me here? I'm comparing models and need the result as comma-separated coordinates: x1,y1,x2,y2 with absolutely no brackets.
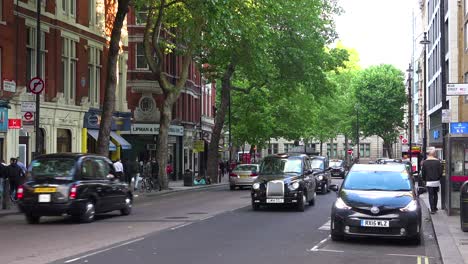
82,108,132,159
121,123,184,180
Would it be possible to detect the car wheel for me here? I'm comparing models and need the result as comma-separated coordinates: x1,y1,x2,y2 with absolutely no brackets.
296,194,306,212
78,200,95,223
308,192,316,206
120,195,133,216
25,214,40,224
321,183,328,195
252,202,260,211
408,232,421,245
229,185,235,191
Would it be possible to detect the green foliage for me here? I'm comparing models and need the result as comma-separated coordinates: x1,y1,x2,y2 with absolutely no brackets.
352,64,406,145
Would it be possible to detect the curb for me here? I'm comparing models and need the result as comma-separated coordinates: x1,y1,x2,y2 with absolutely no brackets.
134,183,229,200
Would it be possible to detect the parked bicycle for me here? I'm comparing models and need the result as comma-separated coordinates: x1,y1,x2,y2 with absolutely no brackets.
138,175,160,192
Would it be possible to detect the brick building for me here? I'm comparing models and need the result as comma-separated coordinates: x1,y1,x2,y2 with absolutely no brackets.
121,8,216,179
0,0,130,164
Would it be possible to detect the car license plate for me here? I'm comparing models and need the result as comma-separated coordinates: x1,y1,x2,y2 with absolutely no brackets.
360,219,389,227
38,194,51,203
240,174,249,178
266,198,284,203
34,187,56,193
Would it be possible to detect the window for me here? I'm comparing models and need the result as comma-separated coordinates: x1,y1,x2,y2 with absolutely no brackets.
327,143,337,158
136,43,148,69
268,143,278,155
89,0,97,26
88,46,101,105
359,143,371,158
135,11,147,25
95,159,110,179
26,27,46,82
0,0,3,21
284,143,293,153
62,37,77,101
62,0,76,17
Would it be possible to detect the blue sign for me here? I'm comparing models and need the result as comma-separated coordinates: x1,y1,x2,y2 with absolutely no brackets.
0,107,8,132
433,130,440,139
450,122,468,134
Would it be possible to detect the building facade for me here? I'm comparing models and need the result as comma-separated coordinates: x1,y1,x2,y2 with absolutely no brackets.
123,8,216,179
0,0,129,165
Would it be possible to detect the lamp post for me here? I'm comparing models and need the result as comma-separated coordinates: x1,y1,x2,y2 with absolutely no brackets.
406,64,413,163
419,32,430,160
355,104,360,163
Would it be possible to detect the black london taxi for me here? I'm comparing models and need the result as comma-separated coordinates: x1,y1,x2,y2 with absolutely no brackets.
17,153,133,224
310,156,332,194
251,153,316,212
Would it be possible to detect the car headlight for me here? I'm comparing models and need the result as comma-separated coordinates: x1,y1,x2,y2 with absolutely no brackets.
318,175,324,181
288,182,300,191
400,200,418,212
335,198,351,210
252,183,260,190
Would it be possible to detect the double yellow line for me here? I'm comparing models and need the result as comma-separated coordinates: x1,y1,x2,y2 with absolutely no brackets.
417,256,429,264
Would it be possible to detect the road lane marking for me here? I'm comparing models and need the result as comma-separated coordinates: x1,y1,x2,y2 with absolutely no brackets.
309,235,331,251
170,223,192,230
425,257,429,264
313,249,344,253
417,256,421,264
200,215,214,221
64,237,145,263
318,220,331,230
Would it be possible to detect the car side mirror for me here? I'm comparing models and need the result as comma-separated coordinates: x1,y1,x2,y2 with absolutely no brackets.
330,184,339,192
417,186,427,196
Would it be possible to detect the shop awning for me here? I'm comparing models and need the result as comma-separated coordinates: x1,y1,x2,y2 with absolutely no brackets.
110,131,132,150
87,130,116,151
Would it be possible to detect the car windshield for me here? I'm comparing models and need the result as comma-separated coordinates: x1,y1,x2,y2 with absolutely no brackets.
342,170,411,191
330,160,343,167
311,159,324,170
234,165,258,171
30,158,76,180
259,158,302,175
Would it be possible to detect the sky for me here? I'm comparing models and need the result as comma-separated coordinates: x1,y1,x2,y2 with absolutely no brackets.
334,0,419,72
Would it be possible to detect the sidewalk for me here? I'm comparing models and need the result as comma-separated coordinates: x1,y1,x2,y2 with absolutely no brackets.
0,176,229,218
421,192,468,264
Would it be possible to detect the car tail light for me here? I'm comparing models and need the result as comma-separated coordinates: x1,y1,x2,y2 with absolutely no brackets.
250,172,258,177
229,173,237,177
17,185,24,200
69,184,78,199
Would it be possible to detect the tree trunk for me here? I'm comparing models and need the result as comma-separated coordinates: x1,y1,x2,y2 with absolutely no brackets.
344,135,349,164
96,0,130,155
156,93,176,189
207,63,236,184
384,141,393,159
320,141,323,156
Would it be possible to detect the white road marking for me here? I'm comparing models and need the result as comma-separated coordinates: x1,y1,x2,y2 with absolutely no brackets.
200,215,214,221
309,235,331,251
64,237,145,263
318,220,331,230
170,223,192,230
312,249,344,253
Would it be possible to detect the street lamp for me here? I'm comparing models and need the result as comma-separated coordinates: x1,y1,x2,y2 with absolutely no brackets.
419,32,430,160
406,64,413,163
355,104,360,163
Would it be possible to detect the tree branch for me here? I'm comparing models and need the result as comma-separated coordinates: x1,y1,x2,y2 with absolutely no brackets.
231,81,267,94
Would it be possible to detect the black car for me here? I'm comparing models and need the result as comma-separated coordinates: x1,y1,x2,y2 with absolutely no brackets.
17,153,133,224
310,156,332,194
251,153,316,212
330,163,423,244
330,159,347,178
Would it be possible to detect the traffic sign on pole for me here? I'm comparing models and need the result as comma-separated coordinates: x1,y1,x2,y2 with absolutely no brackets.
347,149,353,155
28,77,44,94
23,112,33,121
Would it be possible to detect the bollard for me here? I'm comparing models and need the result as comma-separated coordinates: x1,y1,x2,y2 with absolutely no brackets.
460,181,468,232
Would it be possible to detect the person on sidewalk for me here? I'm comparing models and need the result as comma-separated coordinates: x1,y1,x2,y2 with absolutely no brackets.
421,147,442,214
113,159,124,182
6,158,25,201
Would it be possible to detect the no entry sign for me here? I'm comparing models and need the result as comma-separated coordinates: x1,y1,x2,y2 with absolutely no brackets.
23,112,33,120
28,77,45,94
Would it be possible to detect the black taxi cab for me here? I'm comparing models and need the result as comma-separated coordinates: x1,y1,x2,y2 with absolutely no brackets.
251,153,316,212
17,153,133,224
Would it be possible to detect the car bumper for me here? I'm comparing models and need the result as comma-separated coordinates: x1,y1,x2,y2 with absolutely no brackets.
331,171,344,177
18,199,88,216
251,191,303,206
230,177,257,186
331,208,421,239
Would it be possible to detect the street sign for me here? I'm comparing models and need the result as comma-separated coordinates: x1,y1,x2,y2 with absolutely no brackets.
28,77,45,94
399,135,403,139
21,101,36,112
347,149,353,155
3,79,16,92
193,140,205,153
402,138,408,144
23,112,33,121
450,122,468,134
8,119,21,129
447,83,468,96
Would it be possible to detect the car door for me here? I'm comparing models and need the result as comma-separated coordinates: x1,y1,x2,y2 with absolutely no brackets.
303,158,314,199
105,158,127,209
95,158,122,211
324,157,332,186
81,158,110,212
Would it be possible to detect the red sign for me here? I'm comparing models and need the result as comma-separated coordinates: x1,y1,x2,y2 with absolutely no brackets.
24,112,33,120
402,138,408,144
399,135,403,139
347,149,353,155
28,77,45,94
8,119,22,129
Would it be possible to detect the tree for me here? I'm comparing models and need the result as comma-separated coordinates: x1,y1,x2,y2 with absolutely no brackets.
138,0,205,189
203,0,345,182
97,0,131,155
351,64,406,158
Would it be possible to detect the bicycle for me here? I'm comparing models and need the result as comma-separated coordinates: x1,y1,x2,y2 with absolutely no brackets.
138,176,160,192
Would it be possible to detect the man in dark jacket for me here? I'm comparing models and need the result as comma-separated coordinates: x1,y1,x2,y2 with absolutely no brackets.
6,158,25,199
421,147,442,214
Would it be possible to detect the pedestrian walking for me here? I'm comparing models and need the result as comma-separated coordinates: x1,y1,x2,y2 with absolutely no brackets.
16,157,27,174
151,158,160,190
127,157,139,189
421,147,442,214
113,159,124,182
6,158,25,200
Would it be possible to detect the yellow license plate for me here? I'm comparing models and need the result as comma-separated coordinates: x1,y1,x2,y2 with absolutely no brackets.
34,187,56,193
240,175,249,178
